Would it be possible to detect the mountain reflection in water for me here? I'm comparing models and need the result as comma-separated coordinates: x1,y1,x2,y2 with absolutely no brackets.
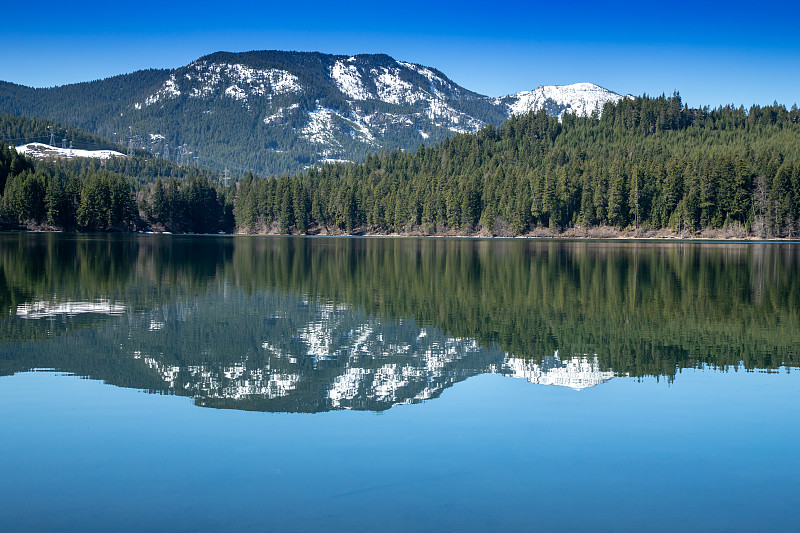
17,300,127,319
4,290,616,412
0,233,797,413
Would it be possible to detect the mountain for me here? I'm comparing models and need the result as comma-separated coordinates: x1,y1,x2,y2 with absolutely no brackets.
0,50,626,175
497,82,627,119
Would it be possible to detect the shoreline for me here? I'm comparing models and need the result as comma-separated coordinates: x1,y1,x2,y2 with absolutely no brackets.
232,224,800,242
4,223,799,242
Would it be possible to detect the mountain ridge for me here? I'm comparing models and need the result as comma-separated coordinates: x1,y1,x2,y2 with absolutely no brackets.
0,50,627,175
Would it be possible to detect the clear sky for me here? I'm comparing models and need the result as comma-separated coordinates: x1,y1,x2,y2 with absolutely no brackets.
2,0,798,109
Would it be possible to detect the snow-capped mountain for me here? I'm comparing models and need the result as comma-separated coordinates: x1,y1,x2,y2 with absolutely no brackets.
497,82,628,120
0,50,627,175
129,51,500,161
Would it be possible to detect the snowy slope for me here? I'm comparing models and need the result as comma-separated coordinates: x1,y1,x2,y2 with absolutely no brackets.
7,51,630,174
16,142,126,160
142,60,302,107
496,82,627,119
133,53,626,151
131,52,501,168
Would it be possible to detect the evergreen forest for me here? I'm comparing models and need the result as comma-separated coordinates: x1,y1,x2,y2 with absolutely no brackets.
2,94,800,238
235,94,800,238
0,112,234,233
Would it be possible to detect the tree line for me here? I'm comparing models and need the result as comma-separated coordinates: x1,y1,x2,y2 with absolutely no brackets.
2,94,799,237
0,141,233,233
235,94,800,237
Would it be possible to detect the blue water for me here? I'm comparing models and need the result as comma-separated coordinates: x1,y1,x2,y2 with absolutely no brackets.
2,367,798,532
2,234,799,531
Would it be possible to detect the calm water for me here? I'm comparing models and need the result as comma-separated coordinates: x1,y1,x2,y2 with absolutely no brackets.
1,233,798,532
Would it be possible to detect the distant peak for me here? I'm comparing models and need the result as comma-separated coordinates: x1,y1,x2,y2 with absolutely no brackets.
497,82,625,119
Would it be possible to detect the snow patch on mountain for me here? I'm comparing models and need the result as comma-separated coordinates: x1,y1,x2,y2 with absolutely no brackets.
348,114,375,142
263,68,302,96
330,60,373,100
319,158,353,165
263,103,299,124
372,66,425,105
145,73,181,105
359,110,413,130
398,61,454,98
190,62,302,98
16,143,126,160
142,62,302,107
225,85,247,101
425,99,485,133
301,108,343,148
301,105,376,147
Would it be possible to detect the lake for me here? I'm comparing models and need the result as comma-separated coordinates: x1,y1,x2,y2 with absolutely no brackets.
1,233,798,532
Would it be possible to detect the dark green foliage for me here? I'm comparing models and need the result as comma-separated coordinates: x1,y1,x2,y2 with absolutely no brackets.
0,113,236,233
76,171,135,231
233,96,800,237
0,139,233,233
0,69,169,138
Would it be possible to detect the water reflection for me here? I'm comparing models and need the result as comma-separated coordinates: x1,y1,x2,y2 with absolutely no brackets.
17,300,127,319
7,291,617,411
133,299,617,411
1,233,798,412
501,354,616,390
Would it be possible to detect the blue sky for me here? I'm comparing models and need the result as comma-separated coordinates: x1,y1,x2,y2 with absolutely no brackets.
3,0,798,108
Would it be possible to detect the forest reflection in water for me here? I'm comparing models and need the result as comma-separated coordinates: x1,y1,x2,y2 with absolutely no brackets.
0,232,798,412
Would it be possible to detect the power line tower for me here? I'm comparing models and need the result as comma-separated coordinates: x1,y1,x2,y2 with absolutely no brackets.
223,167,230,187
49,127,55,146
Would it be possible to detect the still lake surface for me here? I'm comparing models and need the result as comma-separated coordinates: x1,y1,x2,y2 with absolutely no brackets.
1,233,798,532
